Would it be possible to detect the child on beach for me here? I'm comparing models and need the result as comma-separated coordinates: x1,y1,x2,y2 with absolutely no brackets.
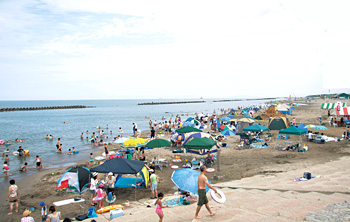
19,162,28,172
155,193,168,222
34,155,43,171
90,153,94,165
93,184,106,209
40,201,47,221
3,161,9,176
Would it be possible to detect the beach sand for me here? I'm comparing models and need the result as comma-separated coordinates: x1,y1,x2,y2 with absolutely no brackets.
1,99,349,222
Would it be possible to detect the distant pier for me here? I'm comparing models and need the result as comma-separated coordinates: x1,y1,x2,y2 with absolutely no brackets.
0,105,95,112
138,101,205,105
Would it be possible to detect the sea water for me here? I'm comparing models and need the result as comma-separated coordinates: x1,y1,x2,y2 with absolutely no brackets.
0,98,270,185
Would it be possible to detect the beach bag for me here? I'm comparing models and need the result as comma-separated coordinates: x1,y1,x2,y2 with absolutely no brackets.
304,172,311,180
87,207,98,218
75,214,88,221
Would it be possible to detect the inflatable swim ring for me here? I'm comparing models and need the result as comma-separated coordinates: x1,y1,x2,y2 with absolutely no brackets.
172,159,181,163
206,168,215,173
171,165,179,169
24,150,29,153
5,143,11,146
210,189,226,204
73,151,79,154
95,156,106,161
0,140,4,145
96,204,124,214
13,151,19,156
106,195,117,204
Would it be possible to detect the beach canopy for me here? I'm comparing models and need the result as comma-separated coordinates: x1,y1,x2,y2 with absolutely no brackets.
181,121,196,127
176,126,202,133
243,124,269,132
91,158,146,174
56,167,92,194
145,139,171,148
171,168,210,195
279,126,307,135
321,102,346,109
335,107,350,116
121,137,148,148
184,137,217,150
182,132,213,147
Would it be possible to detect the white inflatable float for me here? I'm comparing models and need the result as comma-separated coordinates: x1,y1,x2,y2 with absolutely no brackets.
171,165,179,169
13,151,19,156
210,189,226,204
95,156,106,161
102,151,115,156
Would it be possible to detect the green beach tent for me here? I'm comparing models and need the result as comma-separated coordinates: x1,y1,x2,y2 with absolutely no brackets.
184,137,217,150
145,139,171,148
279,126,307,135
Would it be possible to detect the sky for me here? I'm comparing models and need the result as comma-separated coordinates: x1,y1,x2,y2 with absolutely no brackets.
0,0,349,100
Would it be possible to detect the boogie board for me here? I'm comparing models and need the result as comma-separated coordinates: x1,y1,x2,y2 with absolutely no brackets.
96,204,124,214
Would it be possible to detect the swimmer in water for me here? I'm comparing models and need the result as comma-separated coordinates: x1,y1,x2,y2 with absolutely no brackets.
81,133,84,139
86,130,89,134
72,147,76,153
68,149,72,155
58,144,62,152
20,162,28,172
45,135,50,139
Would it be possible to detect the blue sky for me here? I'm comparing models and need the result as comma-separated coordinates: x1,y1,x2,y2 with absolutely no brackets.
0,0,349,100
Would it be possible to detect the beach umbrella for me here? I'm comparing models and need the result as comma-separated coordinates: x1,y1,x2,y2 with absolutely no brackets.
145,139,171,148
312,125,328,130
121,137,148,148
182,132,214,147
184,137,217,150
238,118,256,123
186,117,194,122
243,125,269,132
220,129,236,136
305,124,315,129
113,137,129,144
171,168,210,195
220,116,231,121
176,126,202,133
228,115,236,119
182,122,196,127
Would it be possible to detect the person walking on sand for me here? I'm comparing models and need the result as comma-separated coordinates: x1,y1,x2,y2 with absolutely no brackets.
149,169,158,199
155,192,168,222
6,179,19,215
104,143,109,160
194,165,217,219
34,155,43,171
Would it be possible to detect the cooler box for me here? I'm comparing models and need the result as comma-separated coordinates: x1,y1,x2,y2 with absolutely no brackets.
110,208,124,220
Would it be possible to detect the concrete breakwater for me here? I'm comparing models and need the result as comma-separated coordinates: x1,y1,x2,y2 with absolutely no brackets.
138,101,205,105
0,105,95,112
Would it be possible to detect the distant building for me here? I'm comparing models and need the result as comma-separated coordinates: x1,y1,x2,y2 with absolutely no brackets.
335,93,350,99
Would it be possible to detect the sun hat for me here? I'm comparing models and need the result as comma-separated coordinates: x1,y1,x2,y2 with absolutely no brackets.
108,172,113,176
99,184,104,188
92,172,98,177
40,201,45,206
23,210,31,217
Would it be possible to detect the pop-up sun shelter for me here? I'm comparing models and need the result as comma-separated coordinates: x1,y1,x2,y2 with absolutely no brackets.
90,158,149,189
56,167,92,194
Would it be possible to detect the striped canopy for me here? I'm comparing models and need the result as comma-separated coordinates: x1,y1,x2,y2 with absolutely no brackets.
321,103,346,109
335,107,349,116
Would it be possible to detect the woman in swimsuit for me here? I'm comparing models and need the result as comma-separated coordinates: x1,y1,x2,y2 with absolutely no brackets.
34,155,42,172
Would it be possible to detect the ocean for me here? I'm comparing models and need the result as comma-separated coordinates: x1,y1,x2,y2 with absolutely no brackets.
0,98,270,185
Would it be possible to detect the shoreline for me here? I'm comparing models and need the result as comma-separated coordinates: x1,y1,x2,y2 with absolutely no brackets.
1,99,349,222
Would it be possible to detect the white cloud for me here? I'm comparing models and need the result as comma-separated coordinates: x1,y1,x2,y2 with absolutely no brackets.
1,0,350,100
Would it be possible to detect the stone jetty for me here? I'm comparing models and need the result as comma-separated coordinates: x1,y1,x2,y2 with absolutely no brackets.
0,105,94,112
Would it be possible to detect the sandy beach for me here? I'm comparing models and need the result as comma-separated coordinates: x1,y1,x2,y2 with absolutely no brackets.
1,99,349,222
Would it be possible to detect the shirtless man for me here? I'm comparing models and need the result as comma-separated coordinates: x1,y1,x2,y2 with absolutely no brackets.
195,165,217,219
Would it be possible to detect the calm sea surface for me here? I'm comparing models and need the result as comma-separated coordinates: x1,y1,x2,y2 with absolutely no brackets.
0,98,270,185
